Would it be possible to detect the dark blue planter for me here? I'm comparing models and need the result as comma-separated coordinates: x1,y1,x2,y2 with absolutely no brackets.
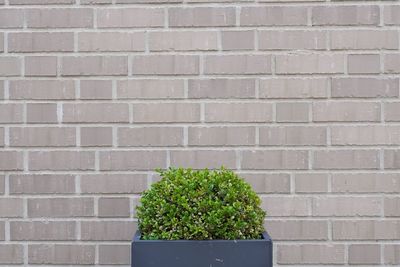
131,231,273,267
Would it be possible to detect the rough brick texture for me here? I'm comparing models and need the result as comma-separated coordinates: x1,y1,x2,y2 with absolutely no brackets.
0,1,399,266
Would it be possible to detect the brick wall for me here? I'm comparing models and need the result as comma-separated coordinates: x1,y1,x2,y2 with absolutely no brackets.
0,0,399,266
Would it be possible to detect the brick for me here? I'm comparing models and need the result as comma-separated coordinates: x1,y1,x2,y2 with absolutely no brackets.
81,0,111,3
313,102,380,122
0,222,3,240
169,7,235,27
0,9,24,28
331,126,400,145
0,104,23,123
241,173,290,193
260,126,327,146
10,174,75,194
149,31,218,51
313,150,379,170
0,82,3,99
117,79,185,99
133,103,200,123
9,80,75,100
333,220,400,240
261,196,310,216
385,245,400,264
277,245,345,265
348,54,380,74
384,5,400,25
384,54,400,73
349,245,381,264
205,103,273,122
259,30,327,50
204,55,271,75
276,54,345,74
170,150,236,169
241,7,307,26
8,32,74,52
81,127,112,147
0,128,3,147
384,197,400,217
10,0,74,3
28,198,93,218
312,6,379,26
189,126,255,146
27,8,93,28
97,8,164,28
118,127,183,147
117,0,178,2
332,173,400,193
63,103,129,123
0,57,21,76
62,56,128,76
10,127,76,147
313,196,381,217
0,34,4,52
79,32,145,52
0,175,4,194
385,150,400,169
27,103,58,123
29,245,95,265
331,30,398,50
80,80,112,100
100,151,166,171
332,78,399,98
221,30,254,51
259,78,328,99
81,174,147,194
295,173,329,193
81,221,137,241
242,150,308,170
132,55,199,75
0,198,23,217
276,102,309,122
98,197,130,217
29,151,95,171
11,221,76,240
0,151,23,170
188,79,256,99
0,245,23,264
25,56,57,77
264,220,328,240
99,245,130,265
385,102,400,121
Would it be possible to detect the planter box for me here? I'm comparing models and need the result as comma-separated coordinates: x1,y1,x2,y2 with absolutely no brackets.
131,231,273,267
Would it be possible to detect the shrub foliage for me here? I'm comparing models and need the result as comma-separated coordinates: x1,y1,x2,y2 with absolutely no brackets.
137,167,266,240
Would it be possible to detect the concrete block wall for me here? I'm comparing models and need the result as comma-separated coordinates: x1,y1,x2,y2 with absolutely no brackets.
0,0,399,265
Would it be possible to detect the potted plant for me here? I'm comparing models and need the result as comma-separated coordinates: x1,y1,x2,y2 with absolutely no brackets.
132,167,272,267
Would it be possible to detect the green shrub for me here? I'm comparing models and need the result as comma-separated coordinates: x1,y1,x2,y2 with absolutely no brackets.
137,167,266,240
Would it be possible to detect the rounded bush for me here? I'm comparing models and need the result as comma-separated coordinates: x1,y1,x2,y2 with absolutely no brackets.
137,167,266,240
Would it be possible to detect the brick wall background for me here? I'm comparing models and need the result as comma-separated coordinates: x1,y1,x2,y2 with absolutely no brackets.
0,0,399,265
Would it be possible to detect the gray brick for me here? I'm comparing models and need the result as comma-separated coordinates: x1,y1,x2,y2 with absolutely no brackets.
28,198,94,218
25,56,57,77
241,7,307,26
9,32,74,52
295,173,329,193
0,198,23,218
117,79,185,99
99,245,130,265
0,245,23,264
132,55,199,75
10,174,75,194
221,30,254,51
278,244,345,265
384,197,400,217
81,174,147,194
332,78,399,98
259,78,328,99
264,220,328,241
312,196,381,217
0,151,23,171
132,103,200,123
27,103,58,124
332,173,400,193
98,197,130,217
29,151,95,171
204,55,272,75
333,220,400,240
384,5,400,25
170,150,236,169
384,149,400,169
10,127,76,147
385,245,400,264
80,80,112,100
0,9,24,28
259,30,327,50
205,103,273,122
100,151,166,171
81,221,137,241
169,7,235,27
118,127,184,147
11,221,76,241
79,32,145,52
314,150,380,170
62,56,128,76
331,30,398,50
0,57,21,76
331,126,400,145
313,102,380,122
241,173,290,194
97,8,164,28
242,150,308,170
349,244,381,264
384,54,400,73
261,196,311,216
348,54,380,74
188,79,256,99
276,54,345,74
29,245,95,265
27,8,93,28
260,126,327,146
312,6,379,26
9,80,75,100
276,102,309,122
149,31,218,51
63,103,129,123
188,126,255,146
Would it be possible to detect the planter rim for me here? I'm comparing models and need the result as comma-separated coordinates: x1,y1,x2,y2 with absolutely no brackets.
133,231,272,242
